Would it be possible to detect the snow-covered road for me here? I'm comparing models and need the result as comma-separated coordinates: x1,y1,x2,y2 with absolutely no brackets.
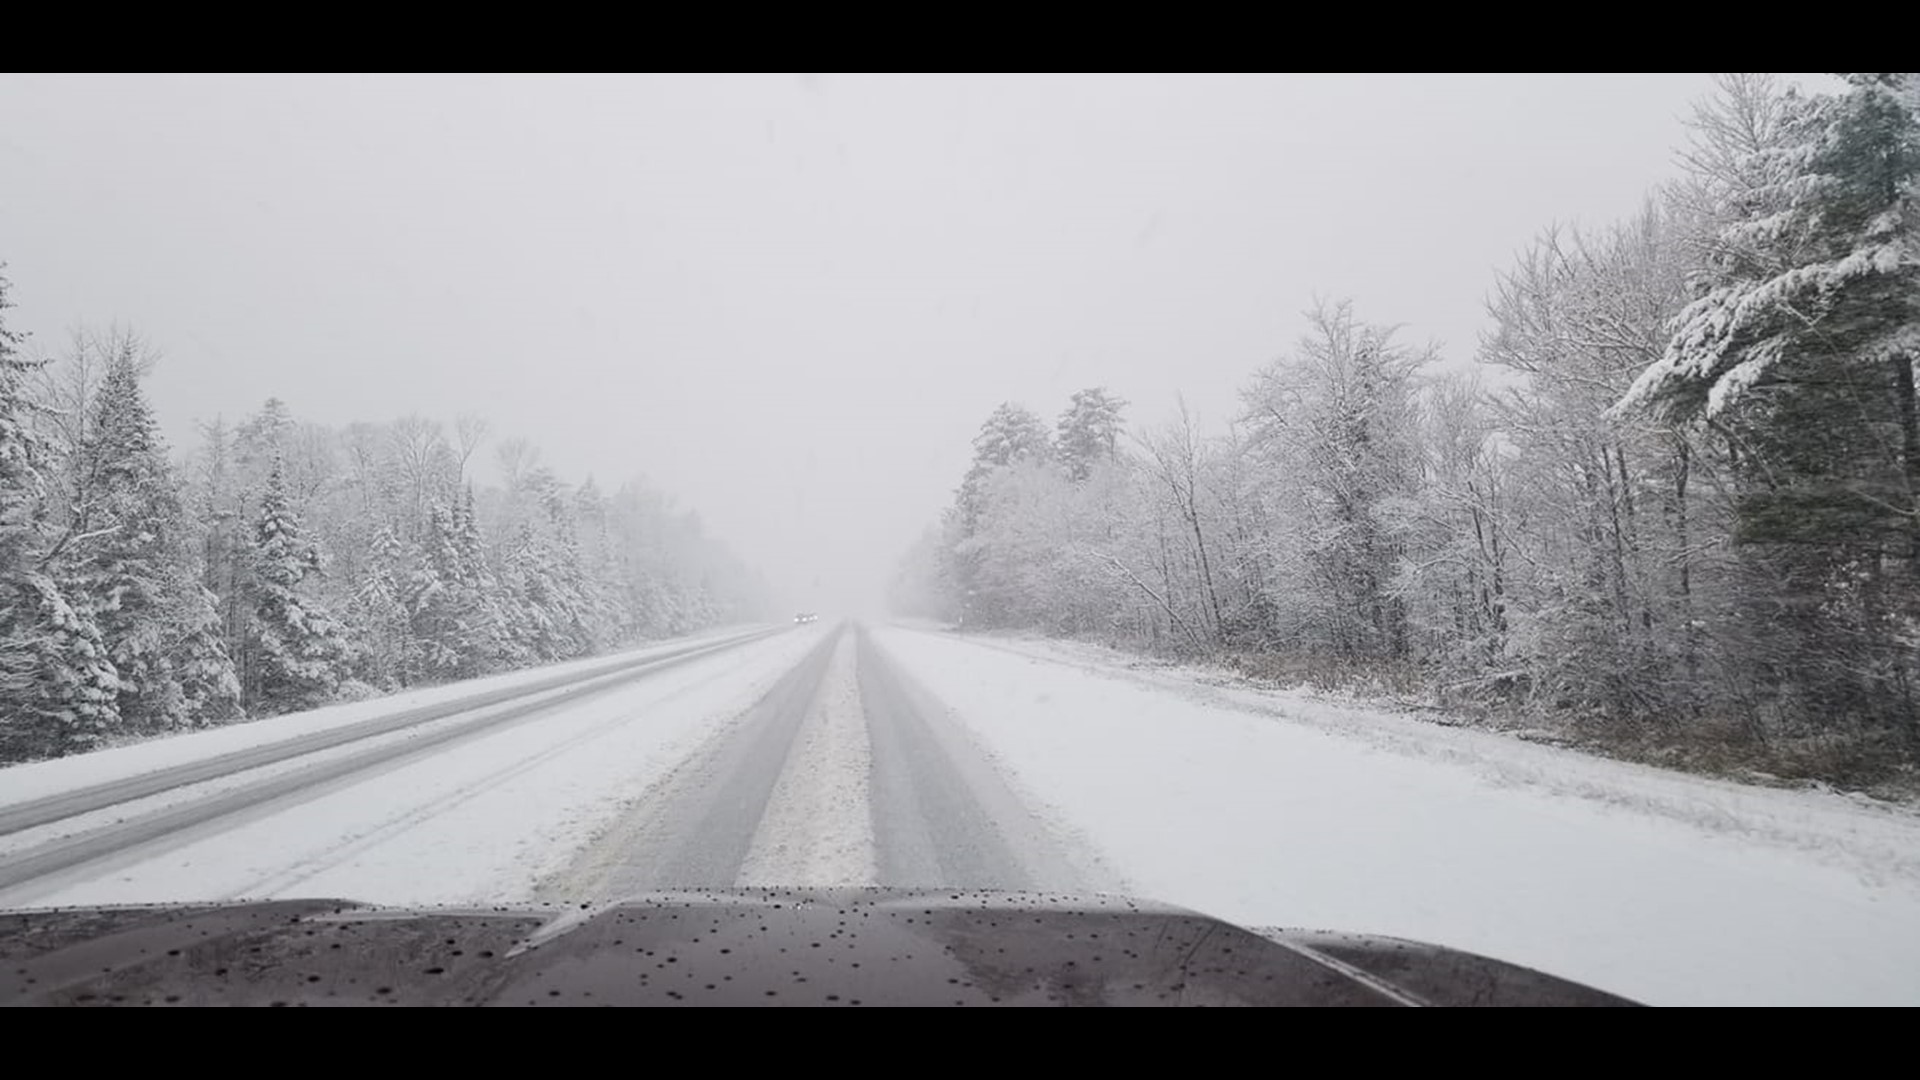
4,620,1917,1005
538,624,1082,896
0,627,816,907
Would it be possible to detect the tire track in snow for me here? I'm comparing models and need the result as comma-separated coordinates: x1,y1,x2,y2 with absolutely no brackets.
541,622,1110,899
0,631,792,907
0,628,778,840
219,646,779,901
541,628,842,896
857,626,1103,892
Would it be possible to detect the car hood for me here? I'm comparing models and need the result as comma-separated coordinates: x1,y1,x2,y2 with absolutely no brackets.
0,888,1636,1006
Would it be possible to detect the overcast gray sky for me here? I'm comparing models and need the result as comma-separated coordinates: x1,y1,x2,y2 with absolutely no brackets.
0,74,1831,613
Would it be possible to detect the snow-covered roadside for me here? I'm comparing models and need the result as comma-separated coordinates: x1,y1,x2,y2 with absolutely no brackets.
0,624,770,809
868,625,1920,1006
4,629,827,909
939,632,1920,885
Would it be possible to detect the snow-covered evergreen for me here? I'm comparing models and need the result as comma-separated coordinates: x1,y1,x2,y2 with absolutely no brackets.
1,573,120,757
1613,73,1920,750
170,582,242,724
348,524,412,690
1621,74,1919,421
0,274,748,763
246,456,349,713
0,270,121,759
1056,388,1127,482
69,345,246,731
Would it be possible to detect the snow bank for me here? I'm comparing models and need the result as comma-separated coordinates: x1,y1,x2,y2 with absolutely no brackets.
869,626,1920,1006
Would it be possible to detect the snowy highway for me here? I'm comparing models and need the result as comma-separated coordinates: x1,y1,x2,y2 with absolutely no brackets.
2,621,1919,1006
0,622,1087,912
0,628,784,889
546,626,1094,897
0,627,793,900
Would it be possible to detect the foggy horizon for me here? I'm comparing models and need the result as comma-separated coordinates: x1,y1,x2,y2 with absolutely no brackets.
0,73,1837,611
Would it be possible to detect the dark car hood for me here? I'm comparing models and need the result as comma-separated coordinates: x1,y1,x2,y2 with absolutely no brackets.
0,889,1636,1006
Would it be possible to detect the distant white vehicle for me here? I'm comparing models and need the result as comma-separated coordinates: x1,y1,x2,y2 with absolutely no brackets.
793,612,818,624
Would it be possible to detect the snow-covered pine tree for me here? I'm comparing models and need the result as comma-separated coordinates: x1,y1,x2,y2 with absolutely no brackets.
952,402,1055,627
572,477,623,649
1,576,120,758
349,524,412,690
958,403,1054,529
541,482,597,657
74,345,190,731
404,501,469,679
0,267,41,630
0,268,119,760
404,495,507,680
247,454,348,712
197,399,297,693
1620,75,1919,428
1617,75,1919,554
1618,73,1920,747
1056,388,1127,482
170,581,242,724
503,519,569,661
235,398,294,479
496,465,602,661
191,416,249,667
452,485,508,665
